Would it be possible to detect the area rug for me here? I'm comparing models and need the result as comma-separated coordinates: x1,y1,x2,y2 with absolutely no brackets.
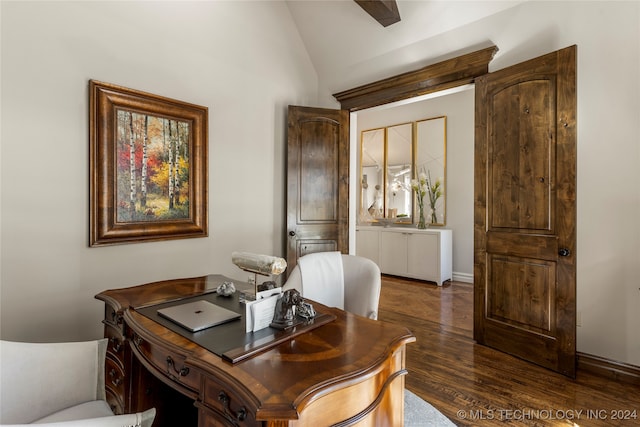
405,389,456,427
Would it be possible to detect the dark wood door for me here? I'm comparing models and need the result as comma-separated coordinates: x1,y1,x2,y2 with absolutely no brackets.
474,46,577,377
286,106,350,272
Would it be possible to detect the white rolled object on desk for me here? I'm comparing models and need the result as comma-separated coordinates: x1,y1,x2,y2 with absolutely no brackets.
231,252,287,275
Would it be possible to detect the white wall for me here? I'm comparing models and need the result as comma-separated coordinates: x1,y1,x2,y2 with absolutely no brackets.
0,1,317,342
355,87,475,282
329,1,640,366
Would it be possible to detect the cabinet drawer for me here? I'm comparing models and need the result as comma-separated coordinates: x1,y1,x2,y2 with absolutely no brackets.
105,386,124,415
106,356,125,399
407,232,439,279
131,333,200,392
202,376,257,426
356,229,380,265
104,304,123,330
104,324,125,361
380,231,408,275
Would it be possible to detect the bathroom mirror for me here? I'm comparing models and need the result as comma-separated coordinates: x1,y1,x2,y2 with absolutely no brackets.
360,128,385,219
415,116,447,225
385,123,413,220
360,123,413,223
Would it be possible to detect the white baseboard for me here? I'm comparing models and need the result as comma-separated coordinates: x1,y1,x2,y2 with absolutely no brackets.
452,272,473,283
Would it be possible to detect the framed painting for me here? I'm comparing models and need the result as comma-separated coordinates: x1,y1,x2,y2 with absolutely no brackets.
89,80,208,246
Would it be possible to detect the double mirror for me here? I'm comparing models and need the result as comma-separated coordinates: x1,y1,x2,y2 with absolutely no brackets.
359,116,446,226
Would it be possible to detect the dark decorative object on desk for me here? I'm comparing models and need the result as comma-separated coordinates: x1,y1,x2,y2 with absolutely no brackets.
270,289,316,330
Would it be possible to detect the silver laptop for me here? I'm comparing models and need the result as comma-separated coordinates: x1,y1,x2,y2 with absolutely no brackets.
157,300,241,332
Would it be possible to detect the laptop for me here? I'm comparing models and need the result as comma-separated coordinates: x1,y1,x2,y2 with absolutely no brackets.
157,300,241,332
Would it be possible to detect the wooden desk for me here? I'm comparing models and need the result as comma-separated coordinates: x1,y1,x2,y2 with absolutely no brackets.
96,275,415,426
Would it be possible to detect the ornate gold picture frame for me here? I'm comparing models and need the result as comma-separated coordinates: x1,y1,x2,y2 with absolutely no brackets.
89,80,208,246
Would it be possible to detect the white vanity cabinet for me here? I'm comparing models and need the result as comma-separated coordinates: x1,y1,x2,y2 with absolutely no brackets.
355,228,380,265
356,226,452,286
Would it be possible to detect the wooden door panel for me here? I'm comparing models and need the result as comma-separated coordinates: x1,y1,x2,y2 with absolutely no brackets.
296,240,337,258
481,319,560,373
487,255,555,333
475,46,576,377
287,106,349,272
298,120,339,222
490,79,555,231
486,232,558,261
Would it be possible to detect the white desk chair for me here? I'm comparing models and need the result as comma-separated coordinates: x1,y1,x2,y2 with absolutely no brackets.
0,339,155,426
284,252,381,320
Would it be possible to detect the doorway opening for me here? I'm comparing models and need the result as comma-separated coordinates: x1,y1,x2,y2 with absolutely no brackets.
350,85,475,280
350,85,475,334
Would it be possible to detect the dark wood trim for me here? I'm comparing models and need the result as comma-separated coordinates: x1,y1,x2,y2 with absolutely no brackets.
353,0,401,27
333,46,498,111
577,352,640,386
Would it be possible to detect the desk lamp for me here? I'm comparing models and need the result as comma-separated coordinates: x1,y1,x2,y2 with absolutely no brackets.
231,251,287,300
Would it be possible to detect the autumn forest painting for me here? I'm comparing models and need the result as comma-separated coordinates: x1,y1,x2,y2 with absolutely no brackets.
116,109,191,222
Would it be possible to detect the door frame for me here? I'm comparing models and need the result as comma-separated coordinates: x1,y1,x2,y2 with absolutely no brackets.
333,46,498,112
334,46,497,254
333,45,577,376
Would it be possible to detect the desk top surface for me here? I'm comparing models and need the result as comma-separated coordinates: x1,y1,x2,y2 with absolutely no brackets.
96,274,415,420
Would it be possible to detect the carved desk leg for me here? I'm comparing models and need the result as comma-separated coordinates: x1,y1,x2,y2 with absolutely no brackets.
102,304,128,415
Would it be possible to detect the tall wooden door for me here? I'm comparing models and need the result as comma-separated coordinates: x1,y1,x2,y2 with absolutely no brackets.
474,46,577,377
286,106,350,272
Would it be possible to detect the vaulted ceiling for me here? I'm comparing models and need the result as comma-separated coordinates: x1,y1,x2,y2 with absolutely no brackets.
285,0,526,94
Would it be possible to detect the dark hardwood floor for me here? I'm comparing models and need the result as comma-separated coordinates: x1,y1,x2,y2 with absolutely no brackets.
378,276,640,426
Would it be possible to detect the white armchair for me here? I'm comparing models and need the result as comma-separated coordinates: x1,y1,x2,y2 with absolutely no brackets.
0,339,155,427
284,252,382,320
